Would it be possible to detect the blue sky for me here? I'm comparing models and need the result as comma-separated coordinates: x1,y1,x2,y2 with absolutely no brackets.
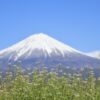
0,0,100,52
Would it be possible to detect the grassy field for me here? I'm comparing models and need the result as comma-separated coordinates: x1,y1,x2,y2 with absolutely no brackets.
0,68,100,100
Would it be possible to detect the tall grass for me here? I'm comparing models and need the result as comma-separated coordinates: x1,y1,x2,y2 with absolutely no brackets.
0,68,100,100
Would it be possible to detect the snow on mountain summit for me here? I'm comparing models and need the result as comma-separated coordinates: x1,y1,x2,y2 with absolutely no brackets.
0,33,80,60
0,33,100,70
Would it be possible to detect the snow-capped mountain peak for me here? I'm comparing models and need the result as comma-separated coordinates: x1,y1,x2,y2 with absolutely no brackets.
0,33,100,70
0,33,80,60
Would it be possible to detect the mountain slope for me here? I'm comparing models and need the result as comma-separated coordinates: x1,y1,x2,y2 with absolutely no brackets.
0,33,80,60
86,51,100,59
0,33,100,71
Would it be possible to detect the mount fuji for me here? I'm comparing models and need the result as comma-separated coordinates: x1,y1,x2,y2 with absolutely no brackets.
0,33,100,71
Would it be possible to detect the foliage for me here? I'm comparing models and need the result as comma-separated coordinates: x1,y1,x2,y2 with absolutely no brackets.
0,68,100,100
